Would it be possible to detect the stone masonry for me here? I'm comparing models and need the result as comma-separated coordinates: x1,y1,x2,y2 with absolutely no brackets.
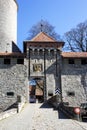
0,58,28,112
28,48,61,100
0,0,87,111
61,58,87,107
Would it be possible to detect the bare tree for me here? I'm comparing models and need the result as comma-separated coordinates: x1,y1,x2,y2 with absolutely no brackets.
64,21,87,52
27,20,60,40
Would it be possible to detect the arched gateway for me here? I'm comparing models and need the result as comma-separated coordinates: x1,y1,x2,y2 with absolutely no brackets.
29,77,44,103
24,32,64,103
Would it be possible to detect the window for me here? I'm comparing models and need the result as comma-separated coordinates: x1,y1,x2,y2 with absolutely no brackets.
4,59,11,64
67,91,75,97
17,59,24,64
7,92,14,96
81,59,87,65
48,91,53,96
48,89,53,96
68,59,75,64
17,95,21,102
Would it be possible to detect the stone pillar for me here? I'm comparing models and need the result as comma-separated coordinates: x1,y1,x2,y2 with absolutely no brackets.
43,49,47,101
28,48,30,78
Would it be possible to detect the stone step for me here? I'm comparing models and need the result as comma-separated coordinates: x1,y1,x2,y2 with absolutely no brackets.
30,103,58,120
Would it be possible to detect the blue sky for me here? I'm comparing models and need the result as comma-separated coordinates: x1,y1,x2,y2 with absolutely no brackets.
17,0,87,51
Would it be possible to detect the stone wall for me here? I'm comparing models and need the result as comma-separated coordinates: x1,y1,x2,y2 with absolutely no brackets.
0,58,28,112
29,49,61,100
29,51,44,77
46,53,58,98
0,0,17,52
61,58,87,107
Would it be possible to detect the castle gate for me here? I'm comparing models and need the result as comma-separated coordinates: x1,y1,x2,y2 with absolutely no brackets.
29,77,44,103
24,32,64,102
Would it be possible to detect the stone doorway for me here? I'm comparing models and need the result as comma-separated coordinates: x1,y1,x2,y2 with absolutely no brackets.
29,77,44,103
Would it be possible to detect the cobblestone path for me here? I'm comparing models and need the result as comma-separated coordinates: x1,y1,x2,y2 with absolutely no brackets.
32,103,87,130
0,103,87,130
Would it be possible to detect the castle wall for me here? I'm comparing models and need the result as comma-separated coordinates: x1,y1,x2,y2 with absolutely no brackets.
45,53,60,98
29,51,44,77
0,58,28,112
0,0,17,52
29,49,61,100
61,58,87,107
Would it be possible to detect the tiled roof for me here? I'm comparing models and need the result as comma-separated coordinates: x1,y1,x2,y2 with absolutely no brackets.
31,32,56,42
23,32,65,52
0,52,25,57
62,52,87,58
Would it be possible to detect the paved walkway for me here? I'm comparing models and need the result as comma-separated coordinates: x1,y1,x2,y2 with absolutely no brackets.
0,103,34,130
0,103,87,130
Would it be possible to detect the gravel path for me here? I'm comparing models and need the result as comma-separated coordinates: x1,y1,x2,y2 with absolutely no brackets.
0,103,87,130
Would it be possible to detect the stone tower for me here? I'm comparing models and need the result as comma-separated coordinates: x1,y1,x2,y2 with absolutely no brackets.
0,0,17,52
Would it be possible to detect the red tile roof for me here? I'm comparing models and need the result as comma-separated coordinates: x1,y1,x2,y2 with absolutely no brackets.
31,32,56,42
62,52,87,58
23,32,65,52
0,52,25,57
0,52,87,59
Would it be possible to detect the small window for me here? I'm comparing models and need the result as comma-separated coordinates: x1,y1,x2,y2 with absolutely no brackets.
7,92,14,96
67,91,75,97
68,59,75,64
17,95,21,102
48,90,53,96
17,59,24,64
81,59,87,65
4,59,11,64
48,93,53,96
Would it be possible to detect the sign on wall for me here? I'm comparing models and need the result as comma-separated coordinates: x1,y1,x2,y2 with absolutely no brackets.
33,64,42,72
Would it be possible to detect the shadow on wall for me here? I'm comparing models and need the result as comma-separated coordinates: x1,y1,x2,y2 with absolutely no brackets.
39,101,69,119
12,41,21,52
61,64,87,75
81,73,87,100
40,101,53,109
58,109,69,119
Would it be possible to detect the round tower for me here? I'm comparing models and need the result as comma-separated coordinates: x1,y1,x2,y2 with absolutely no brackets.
0,0,18,52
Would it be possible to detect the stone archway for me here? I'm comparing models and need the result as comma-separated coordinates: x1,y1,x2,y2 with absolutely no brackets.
29,77,44,103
